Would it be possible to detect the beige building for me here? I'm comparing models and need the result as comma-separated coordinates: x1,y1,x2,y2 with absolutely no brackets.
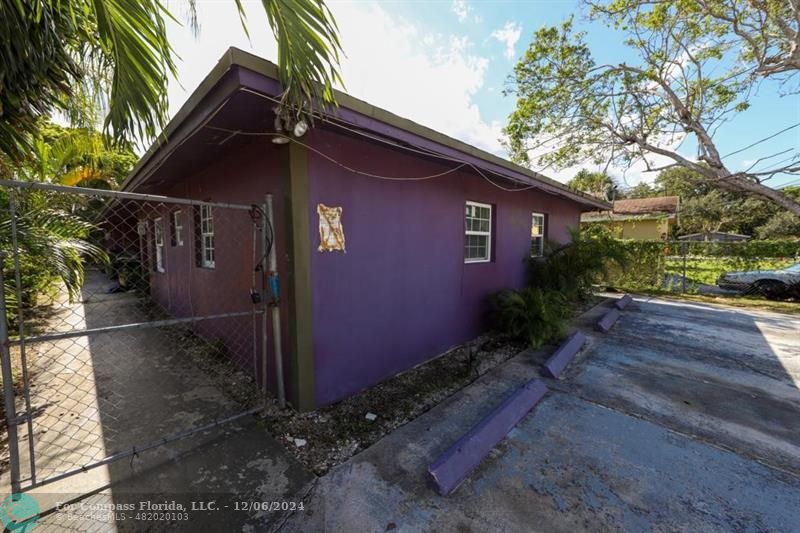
581,196,680,240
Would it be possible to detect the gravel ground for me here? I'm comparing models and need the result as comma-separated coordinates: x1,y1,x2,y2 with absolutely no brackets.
261,333,526,475
260,296,602,475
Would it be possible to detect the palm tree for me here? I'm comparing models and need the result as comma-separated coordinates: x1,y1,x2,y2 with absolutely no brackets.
0,0,343,162
1,188,108,311
23,122,138,189
0,122,136,313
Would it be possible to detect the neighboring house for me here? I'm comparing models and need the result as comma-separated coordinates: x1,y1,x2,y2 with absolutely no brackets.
115,48,609,410
581,196,680,240
678,231,751,242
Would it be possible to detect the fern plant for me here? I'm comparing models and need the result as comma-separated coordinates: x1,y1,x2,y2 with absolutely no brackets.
490,287,570,349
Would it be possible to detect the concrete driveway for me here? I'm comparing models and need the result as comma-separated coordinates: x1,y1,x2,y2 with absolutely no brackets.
563,297,800,476
283,296,800,532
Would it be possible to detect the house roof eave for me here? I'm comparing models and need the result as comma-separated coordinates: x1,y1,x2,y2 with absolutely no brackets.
121,47,610,211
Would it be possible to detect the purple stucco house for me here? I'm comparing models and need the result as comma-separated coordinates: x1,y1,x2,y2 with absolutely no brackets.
120,48,608,411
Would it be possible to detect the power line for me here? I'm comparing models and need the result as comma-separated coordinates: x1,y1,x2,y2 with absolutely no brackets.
722,122,800,159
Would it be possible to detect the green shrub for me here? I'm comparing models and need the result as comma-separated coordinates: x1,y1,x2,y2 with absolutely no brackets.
602,239,800,291
488,226,632,349
529,225,629,300
605,240,667,289
489,287,570,349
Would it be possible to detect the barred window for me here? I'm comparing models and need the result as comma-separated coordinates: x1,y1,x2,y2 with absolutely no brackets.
465,201,492,263
531,213,545,257
172,210,184,246
199,205,215,268
153,217,165,273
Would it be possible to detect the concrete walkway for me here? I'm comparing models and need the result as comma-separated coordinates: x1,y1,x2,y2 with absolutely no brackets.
282,297,800,532
1,271,314,531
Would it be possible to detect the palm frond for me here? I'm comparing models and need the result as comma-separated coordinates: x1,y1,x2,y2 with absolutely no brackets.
258,0,344,120
0,1,174,161
1,203,108,303
0,1,81,161
90,0,176,144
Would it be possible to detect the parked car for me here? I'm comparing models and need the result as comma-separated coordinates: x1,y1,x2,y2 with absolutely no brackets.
717,263,800,300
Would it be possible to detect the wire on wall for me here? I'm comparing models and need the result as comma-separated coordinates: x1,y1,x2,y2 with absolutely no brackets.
208,126,469,182
248,204,274,272
235,88,559,194
206,124,538,193
126,83,601,205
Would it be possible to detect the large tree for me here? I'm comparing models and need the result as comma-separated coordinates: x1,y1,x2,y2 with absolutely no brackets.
0,0,343,162
663,0,800,77
647,167,800,237
503,2,800,215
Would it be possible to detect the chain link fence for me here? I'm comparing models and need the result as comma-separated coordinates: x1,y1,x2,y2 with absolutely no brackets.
604,239,800,298
1,180,274,491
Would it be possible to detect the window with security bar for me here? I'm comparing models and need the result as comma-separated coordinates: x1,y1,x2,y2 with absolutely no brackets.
154,217,165,272
199,204,215,268
172,209,184,246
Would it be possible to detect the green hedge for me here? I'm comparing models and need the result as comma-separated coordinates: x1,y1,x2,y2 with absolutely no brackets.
677,239,800,259
604,239,799,291
605,241,667,290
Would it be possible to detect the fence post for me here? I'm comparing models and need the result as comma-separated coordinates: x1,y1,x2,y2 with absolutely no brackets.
681,242,688,293
0,254,22,494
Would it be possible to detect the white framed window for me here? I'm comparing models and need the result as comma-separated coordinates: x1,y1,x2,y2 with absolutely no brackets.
531,213,546,257
154,217,165,272
464,201,492,263
200,204,215,268
172,210,184,246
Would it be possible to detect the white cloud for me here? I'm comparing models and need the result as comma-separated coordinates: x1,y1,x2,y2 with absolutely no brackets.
491,22,522,60
451,0,472,23
164,0,503,155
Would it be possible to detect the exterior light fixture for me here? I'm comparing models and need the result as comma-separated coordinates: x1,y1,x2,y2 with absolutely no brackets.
272,108,290,144
273,114,285,133
293,120,308,138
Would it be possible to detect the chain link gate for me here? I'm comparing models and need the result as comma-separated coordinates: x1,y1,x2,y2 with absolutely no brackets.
1,180,276,492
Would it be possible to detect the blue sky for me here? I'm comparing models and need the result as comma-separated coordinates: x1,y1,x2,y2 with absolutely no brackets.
166,0,800,188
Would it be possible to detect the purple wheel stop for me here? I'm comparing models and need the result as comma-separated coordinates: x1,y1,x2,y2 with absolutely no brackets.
427,379,547,496
614,294,633,310
542,330,587,378
596,307,622,332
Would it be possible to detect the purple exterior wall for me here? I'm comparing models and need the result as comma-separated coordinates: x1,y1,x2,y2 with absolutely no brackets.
306,128,582,406
135,140,294,398
125,63,590,409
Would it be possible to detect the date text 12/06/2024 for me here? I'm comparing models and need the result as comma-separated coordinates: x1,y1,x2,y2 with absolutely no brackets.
55,500,305,516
